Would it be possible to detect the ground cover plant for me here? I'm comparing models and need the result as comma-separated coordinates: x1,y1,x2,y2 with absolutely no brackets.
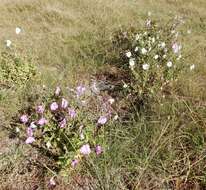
17,84,115,170
0,0,206,190
0,51,36,89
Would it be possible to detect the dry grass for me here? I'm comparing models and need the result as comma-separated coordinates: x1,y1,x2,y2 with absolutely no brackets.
0,0,206,189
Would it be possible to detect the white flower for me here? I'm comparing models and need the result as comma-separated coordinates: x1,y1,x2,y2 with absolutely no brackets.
15,27,21,34
134,46,139,52
190,64,195,70
6,40,11,47
177,54,182,60
108,98,115,104
126,51,132,58
146,19,151,27
171,30,176,34
167,61,173,68
187,29,191,34
154,55,159,60
136,34,140,41
141,48,147,55
114,114,119,120
142,64,149,70
161,42,166,48
30,122,37,129
163,54,167,59
123,83,128,88
80,133,85,140
129,58,135,68
16,127,20,133
46,141,52,148
152,37,155,43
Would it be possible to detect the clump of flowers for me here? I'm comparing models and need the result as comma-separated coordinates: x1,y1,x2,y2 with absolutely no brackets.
104,17,191,111
18,85,114,170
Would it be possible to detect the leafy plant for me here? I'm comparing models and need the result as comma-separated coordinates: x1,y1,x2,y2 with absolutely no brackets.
104,19,189,112
17,85,115,170
0,51,36,89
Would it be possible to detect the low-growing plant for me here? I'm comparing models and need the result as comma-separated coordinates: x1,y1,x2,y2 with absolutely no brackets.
17,85,116,171
0,51,36,89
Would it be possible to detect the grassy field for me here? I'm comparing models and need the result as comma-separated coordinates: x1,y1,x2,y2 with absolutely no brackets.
0,0,206,189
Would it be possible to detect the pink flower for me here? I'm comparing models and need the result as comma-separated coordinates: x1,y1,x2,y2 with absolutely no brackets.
80,144,91,155
68,108,77,118
71,159,79,167
27,127,33,137
76,85,86,97
37,117,48,126
25,136,35,144
20,114,28,124
55,86,61,96
60,118,67,128
61,98,68,109
95,145,103,155
97,116,107,125
36,105,44,114
50,102,58,111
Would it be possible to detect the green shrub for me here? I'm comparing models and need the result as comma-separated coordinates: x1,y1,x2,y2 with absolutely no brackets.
0,51,36,89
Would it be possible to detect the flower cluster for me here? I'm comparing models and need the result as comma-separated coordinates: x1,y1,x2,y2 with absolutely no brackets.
106,18,194,110
124,25,183,80
18,85,114,169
